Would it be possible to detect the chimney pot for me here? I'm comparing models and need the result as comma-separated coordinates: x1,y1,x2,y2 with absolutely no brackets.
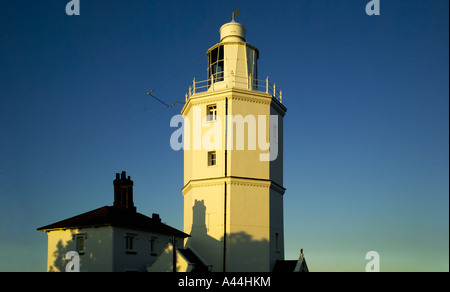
152,213,161,222
113,171,136,212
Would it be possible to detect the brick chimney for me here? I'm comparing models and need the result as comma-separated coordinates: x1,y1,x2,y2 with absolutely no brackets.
113,171,136,212
152,213,161,222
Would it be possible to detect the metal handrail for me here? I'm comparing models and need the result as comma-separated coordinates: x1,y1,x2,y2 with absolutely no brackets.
186,73,283,103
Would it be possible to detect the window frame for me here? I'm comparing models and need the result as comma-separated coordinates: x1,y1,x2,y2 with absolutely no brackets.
208,45,224,84
150,236,157,256
206,104,217,122
208,151,217,166
75,234,86,255
125,233,137,254
275,232,280,253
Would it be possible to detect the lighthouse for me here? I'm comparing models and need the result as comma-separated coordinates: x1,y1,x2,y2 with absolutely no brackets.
181,16,287,272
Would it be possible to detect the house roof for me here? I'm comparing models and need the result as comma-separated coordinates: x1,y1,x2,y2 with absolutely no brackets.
37,206,189,238
273,260,298,272
273,250,309,272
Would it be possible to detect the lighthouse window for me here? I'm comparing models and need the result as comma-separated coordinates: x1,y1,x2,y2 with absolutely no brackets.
208,45,224,83
208,151,217,166
207,104,217,122
275,233,279,252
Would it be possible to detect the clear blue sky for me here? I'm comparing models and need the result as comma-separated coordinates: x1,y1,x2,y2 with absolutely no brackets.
0,0,448,272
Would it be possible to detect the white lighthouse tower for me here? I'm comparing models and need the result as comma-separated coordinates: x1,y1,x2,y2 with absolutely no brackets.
181,15,287,272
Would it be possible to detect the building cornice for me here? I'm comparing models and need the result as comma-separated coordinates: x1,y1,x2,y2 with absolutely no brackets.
182,176,285,195
181,88,282,116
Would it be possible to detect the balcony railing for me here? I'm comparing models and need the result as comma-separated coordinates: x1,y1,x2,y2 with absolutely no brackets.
185,73,283,104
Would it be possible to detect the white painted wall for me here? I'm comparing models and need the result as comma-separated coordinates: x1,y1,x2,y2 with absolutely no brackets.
45,226,184,272
180,19,287,272
181,89,286,272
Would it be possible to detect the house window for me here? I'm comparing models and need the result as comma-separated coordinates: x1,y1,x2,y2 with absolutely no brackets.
125,234,137,254
150,237,157,256
207,104,217,122
75,234,86,255
208,151,217,166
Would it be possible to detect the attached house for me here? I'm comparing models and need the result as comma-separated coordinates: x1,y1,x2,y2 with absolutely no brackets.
37,171,189,272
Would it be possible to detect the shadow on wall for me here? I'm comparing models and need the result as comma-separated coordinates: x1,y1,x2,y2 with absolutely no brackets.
185,200,270,272
48,229,99,272
147,241,187,272
185,200,219,263
48,230,78,272
49,200,272,272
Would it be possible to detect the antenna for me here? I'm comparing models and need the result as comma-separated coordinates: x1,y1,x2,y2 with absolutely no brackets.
232,9,239,22
146,90,184,109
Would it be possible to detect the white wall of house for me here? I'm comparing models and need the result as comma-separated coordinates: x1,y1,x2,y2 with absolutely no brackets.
46,227,114,272
45,226,184,272
111,226,183,272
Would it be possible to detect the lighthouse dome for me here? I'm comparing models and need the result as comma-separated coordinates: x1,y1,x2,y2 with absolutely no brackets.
219,21,246,42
